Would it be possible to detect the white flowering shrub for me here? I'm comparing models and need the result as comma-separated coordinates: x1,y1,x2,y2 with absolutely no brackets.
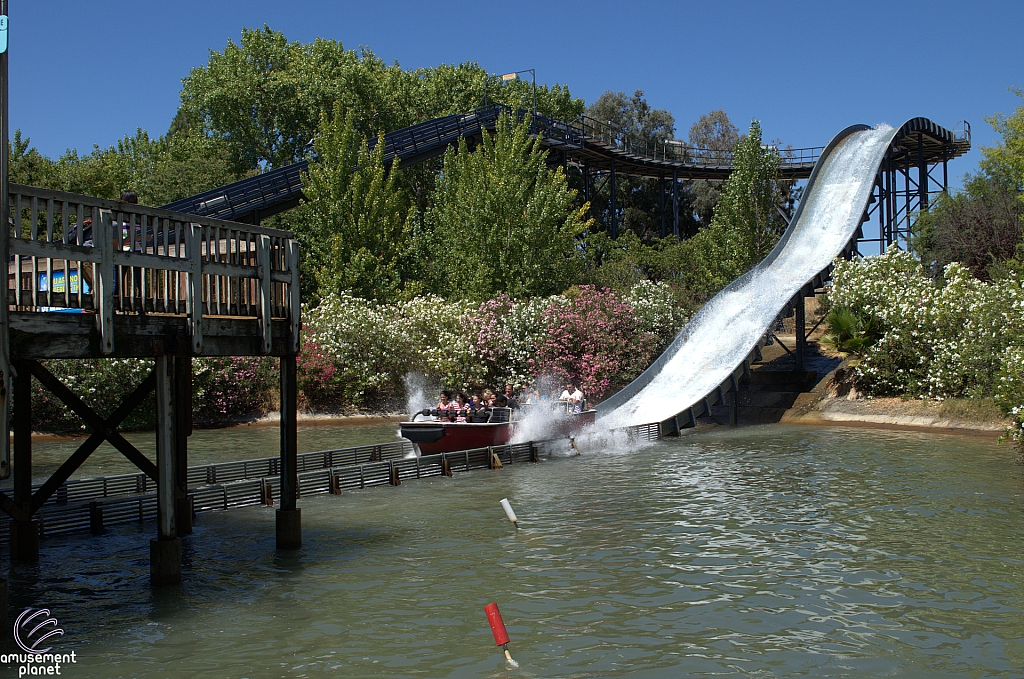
624,280,691,345
825,250,1024,401
994,345,1024,444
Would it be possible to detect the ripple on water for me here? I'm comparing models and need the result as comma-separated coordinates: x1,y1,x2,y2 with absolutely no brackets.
4,425,1023,678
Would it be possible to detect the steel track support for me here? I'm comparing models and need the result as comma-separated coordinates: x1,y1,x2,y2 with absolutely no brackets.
609,158,617,239
672,169,679,238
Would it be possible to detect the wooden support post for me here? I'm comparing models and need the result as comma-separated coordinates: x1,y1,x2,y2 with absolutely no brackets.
276,354,301,549
11,360,38,562
173,355,193,535
151,354,181,585
794,295,806,372
729,391,738,426
186,224,203,354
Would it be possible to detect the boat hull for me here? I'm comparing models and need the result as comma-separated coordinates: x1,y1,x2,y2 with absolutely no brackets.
400,421,514,455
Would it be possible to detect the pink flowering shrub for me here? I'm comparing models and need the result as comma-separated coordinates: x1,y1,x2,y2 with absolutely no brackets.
192,356,276,422
531,285,660,400
297,333,339,408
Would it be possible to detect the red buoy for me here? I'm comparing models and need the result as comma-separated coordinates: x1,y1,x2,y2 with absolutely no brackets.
484,602,510,646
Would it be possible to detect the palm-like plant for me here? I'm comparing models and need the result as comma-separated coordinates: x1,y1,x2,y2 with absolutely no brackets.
818,307,880,367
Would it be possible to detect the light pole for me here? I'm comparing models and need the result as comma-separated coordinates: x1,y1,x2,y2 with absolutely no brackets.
483,69,536,120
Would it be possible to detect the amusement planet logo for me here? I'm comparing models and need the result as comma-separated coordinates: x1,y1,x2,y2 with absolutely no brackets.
2,608,77,676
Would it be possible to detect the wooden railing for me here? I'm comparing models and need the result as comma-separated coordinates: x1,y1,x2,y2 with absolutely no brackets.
7,184,300,355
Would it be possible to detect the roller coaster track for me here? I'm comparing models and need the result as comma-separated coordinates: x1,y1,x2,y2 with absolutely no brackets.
165,106,968,225
596,118,971,432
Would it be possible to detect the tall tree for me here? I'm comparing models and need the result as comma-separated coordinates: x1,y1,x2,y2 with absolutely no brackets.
584,90,678,241
686,110,740,231
422,114,591,300
299,111,416,303
682,119,786,296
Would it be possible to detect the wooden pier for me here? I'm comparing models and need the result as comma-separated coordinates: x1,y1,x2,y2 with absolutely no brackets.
0,183,302,584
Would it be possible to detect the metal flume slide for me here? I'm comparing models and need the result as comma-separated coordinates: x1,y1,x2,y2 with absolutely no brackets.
598,123,901,429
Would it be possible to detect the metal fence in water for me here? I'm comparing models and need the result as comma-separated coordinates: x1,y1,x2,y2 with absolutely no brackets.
0,423,662,539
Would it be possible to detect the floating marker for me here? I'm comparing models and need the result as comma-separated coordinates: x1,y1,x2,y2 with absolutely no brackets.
499,498,518,528
484,602,518,667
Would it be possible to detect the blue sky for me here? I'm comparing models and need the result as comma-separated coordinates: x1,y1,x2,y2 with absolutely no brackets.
11,1,1024,187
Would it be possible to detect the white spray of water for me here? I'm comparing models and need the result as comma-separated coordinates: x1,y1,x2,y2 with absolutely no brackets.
402,372,435,417
602,124,898,429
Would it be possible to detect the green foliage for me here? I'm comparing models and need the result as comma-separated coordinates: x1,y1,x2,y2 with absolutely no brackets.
583,90,690,241
681,120,787,297
818,306,881,366
980,87,1024,190
912,174,1022,280
298,111,416,303
686,109,740,229
824,250,1024,398
180,26,583,174
422,113,591,300
9,127,238,206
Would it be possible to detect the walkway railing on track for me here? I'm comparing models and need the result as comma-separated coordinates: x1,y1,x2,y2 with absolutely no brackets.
7,184,301,354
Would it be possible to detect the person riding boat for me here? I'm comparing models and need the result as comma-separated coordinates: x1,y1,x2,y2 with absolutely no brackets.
453,392,469,422
436,390,454,420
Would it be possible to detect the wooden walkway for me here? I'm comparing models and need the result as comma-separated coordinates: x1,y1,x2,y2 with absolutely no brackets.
1,183,302,583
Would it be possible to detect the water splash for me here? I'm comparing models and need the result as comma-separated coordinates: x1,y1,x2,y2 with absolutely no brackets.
402,372,435,418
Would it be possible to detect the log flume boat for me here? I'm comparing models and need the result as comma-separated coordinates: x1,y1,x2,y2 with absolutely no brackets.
400,404,596,455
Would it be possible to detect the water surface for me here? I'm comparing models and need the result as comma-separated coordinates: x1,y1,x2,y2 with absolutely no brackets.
4,425,1022,678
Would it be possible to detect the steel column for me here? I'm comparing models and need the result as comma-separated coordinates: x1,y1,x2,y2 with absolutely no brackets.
609,158,617,239
794,296,806,371
659,176,666,238
917,133,928,213
671,169,679,238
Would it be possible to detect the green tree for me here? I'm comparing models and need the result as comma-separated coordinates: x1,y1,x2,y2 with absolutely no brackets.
583,90,681,241
686,109,740,230
980,87,1024,190
299,111,416,303
422,114,590,300
913,175,1022,280
682,119,786,296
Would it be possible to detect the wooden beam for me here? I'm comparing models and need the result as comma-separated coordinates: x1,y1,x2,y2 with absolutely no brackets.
27,361,158,481
29,371,157,513
0,490,30,523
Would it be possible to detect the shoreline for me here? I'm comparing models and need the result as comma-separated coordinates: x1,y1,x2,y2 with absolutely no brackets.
781,393,1008,439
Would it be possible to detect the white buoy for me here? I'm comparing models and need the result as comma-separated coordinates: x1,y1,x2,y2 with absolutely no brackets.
499,498,519,528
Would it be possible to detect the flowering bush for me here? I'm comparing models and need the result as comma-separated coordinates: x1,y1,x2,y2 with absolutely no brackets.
192,356,276,421
30,284,691,428
33,358,156,431
532,285,661,400
994,345,1024,445
32,356,275,432
825,250,1024,398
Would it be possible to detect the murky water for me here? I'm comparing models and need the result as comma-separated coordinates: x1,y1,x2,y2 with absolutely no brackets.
25,421,404,481
3,425,1023,678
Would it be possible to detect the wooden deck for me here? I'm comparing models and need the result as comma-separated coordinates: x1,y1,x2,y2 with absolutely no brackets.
1,183,304,579
6,183,300,358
